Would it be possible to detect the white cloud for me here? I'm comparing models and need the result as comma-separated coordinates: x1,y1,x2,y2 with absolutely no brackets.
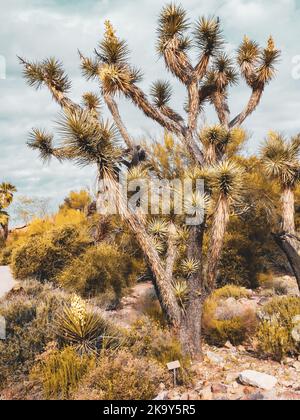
0,0,300,208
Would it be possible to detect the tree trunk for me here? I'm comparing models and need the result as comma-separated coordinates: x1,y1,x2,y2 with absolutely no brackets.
281,187,295,235
0,223,8,241
272,188,300,293
179,225,205,359
206,195,230,290
272,233,300,292
100,175,182,326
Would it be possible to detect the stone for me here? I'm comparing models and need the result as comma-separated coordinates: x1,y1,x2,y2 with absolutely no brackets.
293,361,300,372
225,372,239,383
291,325,300,343
279,391,300,401
239,370,278,391
224,341,234,349
199,386,213,401
167,390,181,400
211,383,228,394
153,391,168,400
183,391,200,401
158,382,165,391
206,351,224,365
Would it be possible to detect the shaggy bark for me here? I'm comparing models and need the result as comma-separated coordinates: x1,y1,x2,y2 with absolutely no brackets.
281,187,295,235
179,225,205,358
230,86,264,127
206,196,230,290
273,233,300,292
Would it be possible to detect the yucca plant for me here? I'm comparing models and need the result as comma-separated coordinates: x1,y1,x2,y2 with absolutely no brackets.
56,295,121,355
21,3,279,358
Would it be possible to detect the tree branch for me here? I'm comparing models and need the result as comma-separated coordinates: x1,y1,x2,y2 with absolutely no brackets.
104,93,135,150
229,85,264,128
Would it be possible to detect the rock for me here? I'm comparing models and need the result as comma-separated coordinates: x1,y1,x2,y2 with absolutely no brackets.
167,390,181,400
180,392,190,400
153,391,168,400
224,341,234,349
244,392,265,401
206,351,224,365
293,361,300,372
279,391,300,401
291,325,300,343
225,372,239,384
180,391,200,401
237,345,246,352
211,383,228,394
239,370,278,391
283,357,295,366
158,383,165,392
199,386,213,401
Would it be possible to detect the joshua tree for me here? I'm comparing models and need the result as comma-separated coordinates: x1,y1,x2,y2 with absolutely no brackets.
261,132,300,291
20,4,279,357
0,182,17,240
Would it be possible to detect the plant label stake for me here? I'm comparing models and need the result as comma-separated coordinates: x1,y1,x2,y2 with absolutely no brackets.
167,360,181,387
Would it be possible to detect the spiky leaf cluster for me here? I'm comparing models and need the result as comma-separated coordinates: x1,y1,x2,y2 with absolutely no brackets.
56,295,120,354
261,132,300,188
208,160,244,201
172,280,189,308
96,20,130,65
157,3,190,52
99,63,142,95
181,258,201,277
21,57,71,92
193,17,223,57
147,218,170,238
237,36,280,87
82,92,102,113
28,129,55,162
57,109,121,173
150,80,173,108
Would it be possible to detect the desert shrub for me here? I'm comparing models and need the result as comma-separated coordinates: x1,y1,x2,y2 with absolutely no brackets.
57,243,135,299
73,350,168,400
0,281,68,387
31,345,95,400
0,244,13,265
203,287,257,347
258,273,289,296
56,294,124,354
127,318,191,383
213,285,251,300
256,296,300,360
11,224,90,281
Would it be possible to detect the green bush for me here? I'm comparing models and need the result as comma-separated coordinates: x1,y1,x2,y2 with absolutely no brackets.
31,346,95,400
256,296,300,361
11,224,90,281
73,350,169,400
57,243,135,299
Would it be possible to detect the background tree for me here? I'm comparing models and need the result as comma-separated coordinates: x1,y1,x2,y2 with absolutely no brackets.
0,183,17,240
12,195,51,226
261,132,300,291
20,3,279,357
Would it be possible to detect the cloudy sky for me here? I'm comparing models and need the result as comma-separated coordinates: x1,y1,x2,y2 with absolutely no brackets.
1,0,300,215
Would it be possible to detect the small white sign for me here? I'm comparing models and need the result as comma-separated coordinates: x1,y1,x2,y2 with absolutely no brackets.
167,360,181,371
0,316,6,340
